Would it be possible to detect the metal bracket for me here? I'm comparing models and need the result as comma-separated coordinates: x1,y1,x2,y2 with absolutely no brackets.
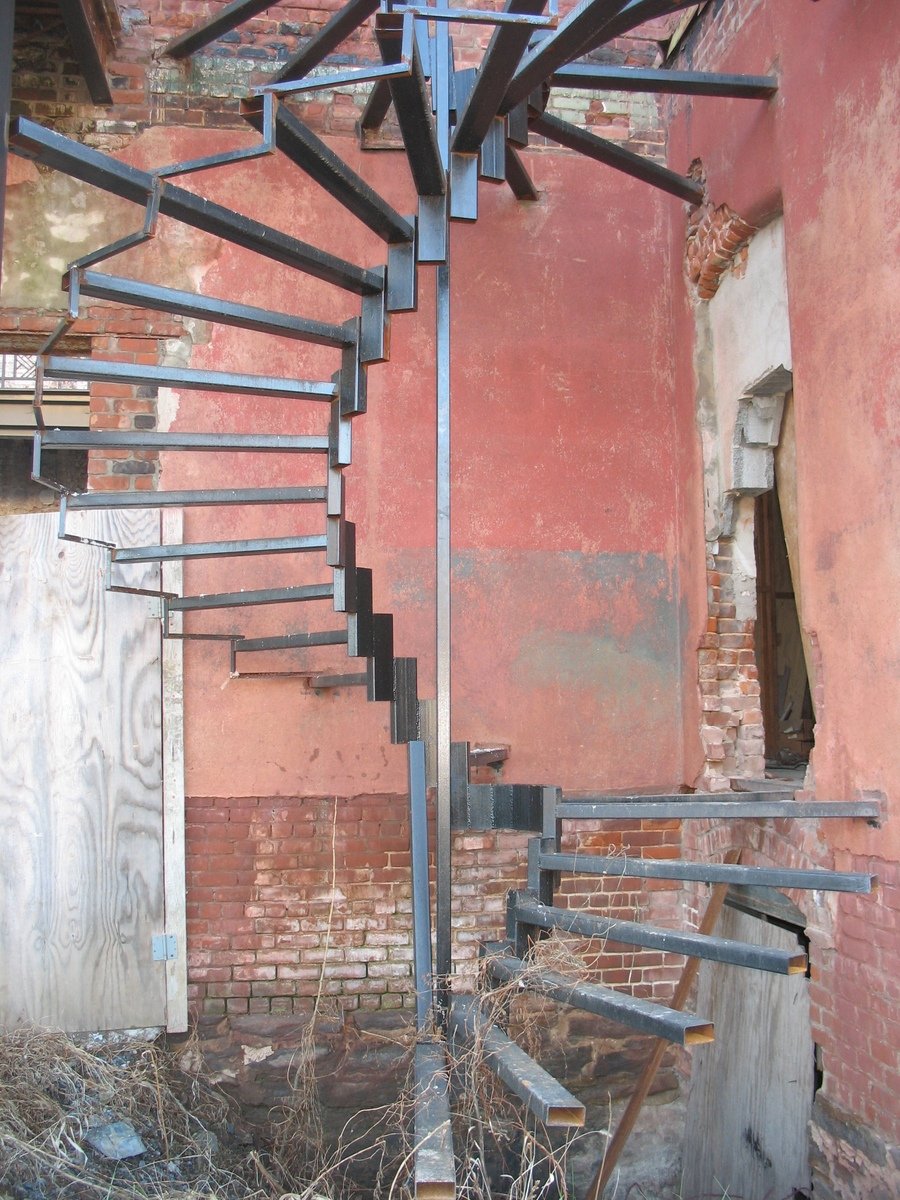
152,934,177,961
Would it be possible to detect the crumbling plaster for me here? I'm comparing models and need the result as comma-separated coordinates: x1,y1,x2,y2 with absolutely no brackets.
694,217,792,563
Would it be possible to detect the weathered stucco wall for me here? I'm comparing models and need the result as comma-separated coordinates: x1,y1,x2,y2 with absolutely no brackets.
667,0,900,1186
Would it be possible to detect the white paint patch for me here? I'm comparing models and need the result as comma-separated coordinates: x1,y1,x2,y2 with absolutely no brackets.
45,206,106,244
242,1044,275,1065
156,387,180,434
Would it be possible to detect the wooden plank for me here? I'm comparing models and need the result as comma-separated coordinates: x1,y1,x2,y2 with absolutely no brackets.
0,511,167,1032
587,849,741,1200
681,905,813,1198
161,508,187,1033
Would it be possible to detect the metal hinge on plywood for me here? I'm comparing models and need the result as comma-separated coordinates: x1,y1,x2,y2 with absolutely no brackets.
152,934,177,961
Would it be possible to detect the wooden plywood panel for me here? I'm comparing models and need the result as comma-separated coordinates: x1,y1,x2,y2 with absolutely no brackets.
681,905,813,1200
0,510,167,1032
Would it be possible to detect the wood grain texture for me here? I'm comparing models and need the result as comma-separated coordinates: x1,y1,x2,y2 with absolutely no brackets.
0,511,166,1032
681,905,813,1200
161,508,187,1033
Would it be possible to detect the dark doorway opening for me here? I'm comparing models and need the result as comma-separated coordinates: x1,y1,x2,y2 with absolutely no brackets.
755,482,814,767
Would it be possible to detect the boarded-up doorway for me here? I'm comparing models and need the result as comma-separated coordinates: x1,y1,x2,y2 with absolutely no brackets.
0,510,185,1033
681,890,813,1200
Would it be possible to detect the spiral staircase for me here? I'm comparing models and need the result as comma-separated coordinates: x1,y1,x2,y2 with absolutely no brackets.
7,1,880,1194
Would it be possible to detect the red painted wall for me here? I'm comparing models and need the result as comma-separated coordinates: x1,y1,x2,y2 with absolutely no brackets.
666,0,900,1162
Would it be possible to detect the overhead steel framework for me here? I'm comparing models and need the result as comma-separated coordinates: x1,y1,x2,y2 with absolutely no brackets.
5,1,878,1195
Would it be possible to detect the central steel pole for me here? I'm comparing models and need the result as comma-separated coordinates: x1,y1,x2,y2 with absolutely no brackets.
433,16,453,995
435,257,451,991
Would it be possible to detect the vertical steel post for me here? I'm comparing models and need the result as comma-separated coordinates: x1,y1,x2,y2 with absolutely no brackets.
408,739,435,1029
435,258,451,994
433,12,453,998
0,0,14,279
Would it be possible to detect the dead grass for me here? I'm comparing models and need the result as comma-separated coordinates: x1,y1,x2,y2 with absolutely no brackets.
0,1025,274,1199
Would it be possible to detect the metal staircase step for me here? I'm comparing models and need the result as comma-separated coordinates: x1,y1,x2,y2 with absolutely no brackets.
39,431,329,453
412,1042,455,1200
448,995,585,1128
9,118,383,295
234,629,349,652
303,671,368,689
168,583,334,612
555,795,881,821
62,486,328,509
72,271,354,348
508,891,807,975
112,534,327,563
243,98,415,244
44,355,338,400
483,945,714,1046
533,846,876,894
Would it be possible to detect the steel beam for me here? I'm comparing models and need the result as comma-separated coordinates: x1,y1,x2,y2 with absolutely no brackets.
347,566,374,652
58,0,113,104
243,98,414,243
113,535,328,563
504,142,539,200
530,112,703,203
304,672,368,688
556,797,883,820
435,253,452,991
449,996,585,1127
359,78,393,133
485,947,714,1045
459,784,544,831
235,629,349,652
70,270,354,347
536,848,876,894
334,525,359,615
452,0,548,156
387,230,419,313
39,431,329,453
63,486,327,509
503,0,628,112
9,118,383,295
408,742,435,1029
0,0,14,282
165,0,274,59
274,0,382,83
509,893,808,975
377,14,445,197
44,355,337,400
367,613,395,701
392,658,420,744
168,584,334,612
550,64,778,99
580,0,703,55
413,1043,455,1199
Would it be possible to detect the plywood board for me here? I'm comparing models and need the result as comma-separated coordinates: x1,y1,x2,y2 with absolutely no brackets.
0,510,167,1031
681,905,813,1200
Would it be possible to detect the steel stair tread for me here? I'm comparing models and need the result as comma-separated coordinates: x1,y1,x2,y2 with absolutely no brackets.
483,944,714,1046
112,534,328,562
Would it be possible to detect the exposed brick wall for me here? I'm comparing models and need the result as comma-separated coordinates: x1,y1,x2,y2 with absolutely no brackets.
695,538,765,790
0,307,181,490
186,794,688,1017
686,193,756,300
